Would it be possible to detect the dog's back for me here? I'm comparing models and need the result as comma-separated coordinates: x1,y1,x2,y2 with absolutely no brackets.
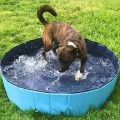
37,5,83,44
50,21,84,44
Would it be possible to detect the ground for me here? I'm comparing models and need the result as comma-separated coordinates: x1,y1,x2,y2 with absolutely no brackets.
0,0,120,119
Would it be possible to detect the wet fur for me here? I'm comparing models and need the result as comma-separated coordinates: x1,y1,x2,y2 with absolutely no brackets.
37,5,88,79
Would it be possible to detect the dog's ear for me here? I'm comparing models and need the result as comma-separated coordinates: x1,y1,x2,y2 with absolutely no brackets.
73,48,81,57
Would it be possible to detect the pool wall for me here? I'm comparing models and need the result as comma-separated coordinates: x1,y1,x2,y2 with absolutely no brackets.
1,74,118,116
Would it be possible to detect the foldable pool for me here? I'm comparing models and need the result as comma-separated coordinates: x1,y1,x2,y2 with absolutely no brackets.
0,38,119,116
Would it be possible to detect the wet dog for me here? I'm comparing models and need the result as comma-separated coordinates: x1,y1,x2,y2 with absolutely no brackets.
37,5,88,80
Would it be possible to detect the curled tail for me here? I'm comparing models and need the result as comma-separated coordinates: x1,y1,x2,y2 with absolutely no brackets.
37,5,57,26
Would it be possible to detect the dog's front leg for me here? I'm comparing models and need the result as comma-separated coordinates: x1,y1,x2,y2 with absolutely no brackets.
75,58,87,81
52,45,58,56
80,58,87,73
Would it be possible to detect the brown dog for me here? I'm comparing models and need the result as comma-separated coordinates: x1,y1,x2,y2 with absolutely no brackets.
37,5,87,80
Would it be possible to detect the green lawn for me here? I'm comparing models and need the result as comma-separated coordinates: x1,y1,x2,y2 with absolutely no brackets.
0,0,120,119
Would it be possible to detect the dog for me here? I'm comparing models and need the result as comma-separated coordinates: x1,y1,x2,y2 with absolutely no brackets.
37,5,88,80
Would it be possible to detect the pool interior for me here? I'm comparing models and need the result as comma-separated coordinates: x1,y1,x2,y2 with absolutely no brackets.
1,38,119,93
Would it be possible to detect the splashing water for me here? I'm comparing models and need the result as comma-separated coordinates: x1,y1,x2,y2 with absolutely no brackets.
2,49,116,93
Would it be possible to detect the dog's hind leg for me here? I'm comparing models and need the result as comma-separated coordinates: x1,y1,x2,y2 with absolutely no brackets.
42,44,52,61
42,36,52,61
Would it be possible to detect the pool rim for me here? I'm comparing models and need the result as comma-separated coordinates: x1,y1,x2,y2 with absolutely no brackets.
0,38,119,94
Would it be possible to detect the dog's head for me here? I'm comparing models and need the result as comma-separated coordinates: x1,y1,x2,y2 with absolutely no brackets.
58,41,81,72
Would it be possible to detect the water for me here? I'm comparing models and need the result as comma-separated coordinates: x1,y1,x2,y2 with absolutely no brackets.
2,48,116,93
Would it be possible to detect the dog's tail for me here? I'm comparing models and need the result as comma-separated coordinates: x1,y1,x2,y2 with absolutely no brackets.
37,5,57,27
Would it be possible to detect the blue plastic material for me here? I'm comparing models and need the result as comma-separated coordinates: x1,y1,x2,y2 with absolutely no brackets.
0,38,119,116
1,74,118,115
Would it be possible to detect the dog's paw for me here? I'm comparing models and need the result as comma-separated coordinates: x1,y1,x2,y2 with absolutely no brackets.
75,70,82,81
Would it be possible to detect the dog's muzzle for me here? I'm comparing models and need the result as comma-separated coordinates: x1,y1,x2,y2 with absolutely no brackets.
59,66,69,72
58,58,72,72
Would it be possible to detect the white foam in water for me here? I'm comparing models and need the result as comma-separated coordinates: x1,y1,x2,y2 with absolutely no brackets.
3,49,116,93
100,57,111,67
46,77,59,91
82,69,90,80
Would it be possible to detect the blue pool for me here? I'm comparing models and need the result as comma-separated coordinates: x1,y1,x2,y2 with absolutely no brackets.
0,38,119,116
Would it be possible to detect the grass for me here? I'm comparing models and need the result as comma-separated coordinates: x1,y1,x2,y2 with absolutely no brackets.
0,0,120,119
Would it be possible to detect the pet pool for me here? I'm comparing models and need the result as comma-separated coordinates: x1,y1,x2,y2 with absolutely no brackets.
0,38,119,116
